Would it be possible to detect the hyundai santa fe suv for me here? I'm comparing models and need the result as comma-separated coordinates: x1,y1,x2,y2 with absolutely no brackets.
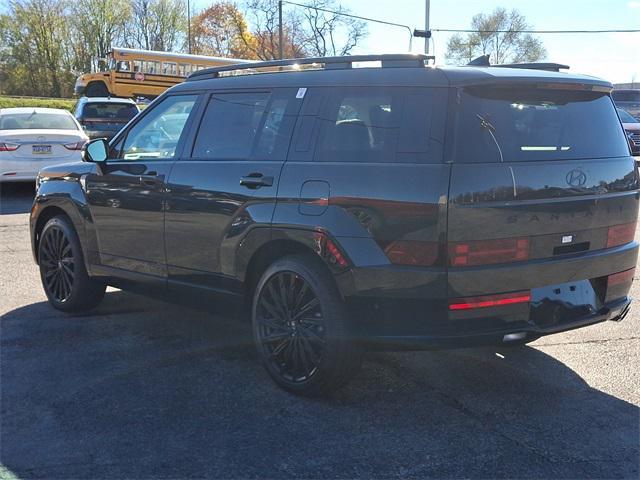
30,54,638,396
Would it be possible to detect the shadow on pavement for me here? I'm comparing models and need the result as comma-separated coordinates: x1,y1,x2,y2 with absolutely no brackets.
1,290,638,479
0,182,35,215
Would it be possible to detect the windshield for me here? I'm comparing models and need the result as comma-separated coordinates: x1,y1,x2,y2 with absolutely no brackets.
618,108,639,123
454,87,630,162
0,111,78,130
81,102,138,121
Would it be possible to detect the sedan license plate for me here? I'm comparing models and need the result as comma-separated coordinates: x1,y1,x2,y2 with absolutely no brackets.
32,145,52,154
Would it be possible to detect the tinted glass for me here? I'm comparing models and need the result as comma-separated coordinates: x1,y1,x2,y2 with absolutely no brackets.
454,87,630,163
121,95,196,160
192,92,282,160
80,102,138,121
618,108,639,123
612,91,640,102
0,112,77,130
314,87,445,163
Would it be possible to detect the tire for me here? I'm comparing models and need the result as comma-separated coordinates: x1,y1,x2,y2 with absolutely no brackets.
252,254,362,396
38,216,106,312
86,82,108,97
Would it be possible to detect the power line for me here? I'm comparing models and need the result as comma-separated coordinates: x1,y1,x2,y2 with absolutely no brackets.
432,29,640,34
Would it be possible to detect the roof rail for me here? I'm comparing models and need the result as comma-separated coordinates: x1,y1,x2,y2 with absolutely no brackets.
466,55,569,72
494,62,570,72
187,54,435,81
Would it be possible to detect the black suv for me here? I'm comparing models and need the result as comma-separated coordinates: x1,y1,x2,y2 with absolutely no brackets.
30,54,638,396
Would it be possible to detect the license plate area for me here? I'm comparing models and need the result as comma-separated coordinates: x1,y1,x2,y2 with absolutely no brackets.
530,280,602,327
32,145,52,154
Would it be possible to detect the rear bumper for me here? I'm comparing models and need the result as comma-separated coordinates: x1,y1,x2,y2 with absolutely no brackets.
365,296,631,350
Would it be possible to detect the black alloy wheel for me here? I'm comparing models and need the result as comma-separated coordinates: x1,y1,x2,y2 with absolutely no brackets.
252,255,361,396
255,271,326,383
40,225,75,303
38,216,106,312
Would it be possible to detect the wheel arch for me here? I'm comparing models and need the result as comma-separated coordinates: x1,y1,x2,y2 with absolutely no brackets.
240,228,352,303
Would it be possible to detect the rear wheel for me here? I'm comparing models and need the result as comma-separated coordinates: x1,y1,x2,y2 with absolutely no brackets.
252,255,361,396
38,216,106,312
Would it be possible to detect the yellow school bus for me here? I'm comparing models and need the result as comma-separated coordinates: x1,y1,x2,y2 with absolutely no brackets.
74,47,249,99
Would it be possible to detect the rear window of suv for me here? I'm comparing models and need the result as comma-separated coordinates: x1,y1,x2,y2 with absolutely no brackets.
80,103,139,121
454,87,630,163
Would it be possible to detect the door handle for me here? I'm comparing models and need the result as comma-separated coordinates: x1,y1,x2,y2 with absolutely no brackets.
240,173,274,189
139,172,164,186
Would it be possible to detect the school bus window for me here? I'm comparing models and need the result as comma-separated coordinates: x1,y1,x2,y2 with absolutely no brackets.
117,61,131,72
163,62,177,75
178,63,190,76
133,60,142,72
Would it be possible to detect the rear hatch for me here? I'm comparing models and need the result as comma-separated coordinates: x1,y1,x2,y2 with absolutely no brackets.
447,82,638,325
1,129,84,160
79,102,138,138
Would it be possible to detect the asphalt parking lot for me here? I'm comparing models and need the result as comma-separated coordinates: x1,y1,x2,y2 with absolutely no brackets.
1,182,639,479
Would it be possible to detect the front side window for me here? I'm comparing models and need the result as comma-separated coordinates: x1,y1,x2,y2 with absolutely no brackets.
454,87,630,162
120,95,197,160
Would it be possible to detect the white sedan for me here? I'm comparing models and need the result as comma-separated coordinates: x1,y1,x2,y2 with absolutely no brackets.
0,107,89,182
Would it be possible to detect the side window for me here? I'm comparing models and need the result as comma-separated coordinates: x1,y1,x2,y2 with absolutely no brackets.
192,91,295,161
314,87,445,163
120,95,197,161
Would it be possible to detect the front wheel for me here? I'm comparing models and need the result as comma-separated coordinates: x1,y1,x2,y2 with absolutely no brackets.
38,216,106,312
252,255,361,396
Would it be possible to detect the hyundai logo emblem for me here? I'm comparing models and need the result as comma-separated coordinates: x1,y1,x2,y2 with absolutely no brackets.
566,169,587,187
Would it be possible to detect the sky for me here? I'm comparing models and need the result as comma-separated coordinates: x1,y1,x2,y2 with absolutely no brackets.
193,0,640,85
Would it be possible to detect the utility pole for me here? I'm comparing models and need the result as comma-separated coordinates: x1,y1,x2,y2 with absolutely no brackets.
278,0,284,59
424,0,430,53
187,0,192,54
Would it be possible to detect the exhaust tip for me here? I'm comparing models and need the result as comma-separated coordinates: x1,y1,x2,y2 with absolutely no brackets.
503,332,527,342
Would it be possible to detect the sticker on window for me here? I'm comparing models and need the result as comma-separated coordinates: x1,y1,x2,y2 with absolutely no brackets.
296,88,307,99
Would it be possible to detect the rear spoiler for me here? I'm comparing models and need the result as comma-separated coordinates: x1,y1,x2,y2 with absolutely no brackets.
467,55,569,72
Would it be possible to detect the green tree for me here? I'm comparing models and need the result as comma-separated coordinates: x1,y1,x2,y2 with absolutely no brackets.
3,0,75,97
446,7,546,65
70,0,131,73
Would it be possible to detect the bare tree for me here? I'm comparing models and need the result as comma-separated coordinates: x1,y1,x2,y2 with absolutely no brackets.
126,0,187,52
298,0,367,57
242,0,307,59
446,7,546,65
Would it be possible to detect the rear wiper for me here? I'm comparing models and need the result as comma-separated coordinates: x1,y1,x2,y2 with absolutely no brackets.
476,113,504,163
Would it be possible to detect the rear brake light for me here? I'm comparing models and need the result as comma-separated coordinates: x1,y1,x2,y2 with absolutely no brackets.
607,223,636,248
448,237,529,267
0,142,19,151
449,290,531,311
384,240,438,266
607,267,635,287
63,141,86,150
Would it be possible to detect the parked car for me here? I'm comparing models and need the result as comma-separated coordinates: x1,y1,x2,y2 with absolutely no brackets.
31,55,638,396
73,97,140,140
0,107,88,182
617,107,640,155
612,89,640,120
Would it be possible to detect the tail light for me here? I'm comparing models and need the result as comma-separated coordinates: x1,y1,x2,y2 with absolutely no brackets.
449,290,531,311
605,267,635,303
63,141,86,150
448,237,529,267
0,142,19,151
384,240,438,266
607,267,635,288
606,222,636,248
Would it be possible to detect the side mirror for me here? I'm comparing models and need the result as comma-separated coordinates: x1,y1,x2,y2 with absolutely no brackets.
83,138,109,163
